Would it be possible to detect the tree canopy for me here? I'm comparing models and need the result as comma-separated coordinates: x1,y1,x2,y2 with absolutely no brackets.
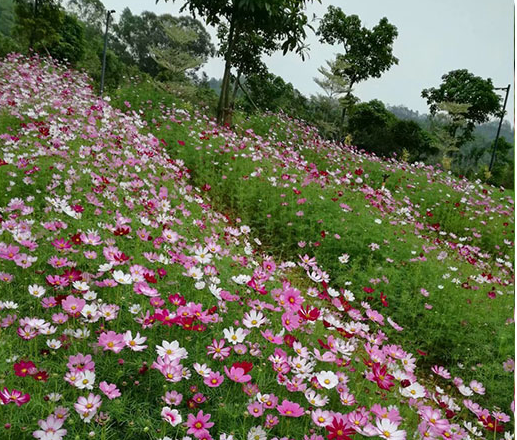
422,69,502,147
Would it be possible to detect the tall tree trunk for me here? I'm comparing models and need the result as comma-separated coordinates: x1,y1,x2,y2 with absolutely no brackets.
230,71,241,107
216,14,237,125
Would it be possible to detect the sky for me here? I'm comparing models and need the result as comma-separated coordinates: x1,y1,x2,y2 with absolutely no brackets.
101,0,515,124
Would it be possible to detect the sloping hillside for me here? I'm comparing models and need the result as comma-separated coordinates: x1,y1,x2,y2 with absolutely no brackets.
0,55,513,440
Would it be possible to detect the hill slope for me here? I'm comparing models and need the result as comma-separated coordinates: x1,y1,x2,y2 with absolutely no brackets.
0,54,514,440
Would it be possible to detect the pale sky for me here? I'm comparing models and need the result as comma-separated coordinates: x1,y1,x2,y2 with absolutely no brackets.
101,0,515,124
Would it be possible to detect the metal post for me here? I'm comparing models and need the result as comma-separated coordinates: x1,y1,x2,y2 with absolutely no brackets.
100,10,115,96
489,84,511,172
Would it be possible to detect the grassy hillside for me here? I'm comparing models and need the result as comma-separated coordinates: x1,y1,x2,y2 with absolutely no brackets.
0,55,513,440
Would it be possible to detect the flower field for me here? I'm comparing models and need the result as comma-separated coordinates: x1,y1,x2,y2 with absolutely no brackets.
0,54,514,440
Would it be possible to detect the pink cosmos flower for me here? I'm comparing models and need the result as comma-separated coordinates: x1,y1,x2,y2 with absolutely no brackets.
163,390,183,406
265,414,279,428
224,365,252,383
431,365,451,379
186,410,214,439
74,393,102,423
0,387,30,406
67,353,95,373
51,238,72,251
33,414,67,440
247,402,264,417
99,381,121,400
61,295,85,316
276,400,304,417
98,331,125,353
206,339,231,360
366,308,385,325
161,406,182,426
204,371,224,388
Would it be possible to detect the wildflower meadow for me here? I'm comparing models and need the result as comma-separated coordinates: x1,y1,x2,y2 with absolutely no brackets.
0,53,514,440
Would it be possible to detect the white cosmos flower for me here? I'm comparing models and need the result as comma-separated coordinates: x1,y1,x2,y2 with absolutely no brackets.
187,267,203,280
113,270,132,285
400,382,426,399
304,389,328,407
194,247,212,264
194,281,206,290
129,304,142,314
242,310,266,328
316,371,339,389
73,281,90,291
124,331,147,351
74,370,96,390
156,340,187,360
28,284,45,298
209,284,222,300
223,327,247,345
327,287,340,298
374,418,406,440
98,263,113,273
457,385,473,396
232,274,251,285
193,363,212,377
46,339,62,350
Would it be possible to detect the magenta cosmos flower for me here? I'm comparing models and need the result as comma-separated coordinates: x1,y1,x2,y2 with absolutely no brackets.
277,399,305,417
186,410,214,438
0,387,30,406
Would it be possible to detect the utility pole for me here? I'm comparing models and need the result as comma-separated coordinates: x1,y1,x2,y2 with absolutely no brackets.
489,84,511,172
100,10,116,96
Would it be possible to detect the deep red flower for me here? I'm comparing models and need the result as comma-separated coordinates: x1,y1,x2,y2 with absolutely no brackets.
168,293,186,306
480,416,504,432
371,363,394,390
114,227,130,236
70,233,82,245
380,292,389,307
62,269,82,282
33,370,49,382
298,305,320,321
232,362,253,374
326,417,355,440
283,334,297,347
143,273,157,284
14,361,36,377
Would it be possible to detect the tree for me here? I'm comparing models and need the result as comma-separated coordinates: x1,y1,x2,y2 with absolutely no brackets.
347,100,435,160
347,100,397,156
48,13,85,64
317,6,398,131
159,0,316,124
13,0,63,51
66,0,106,33
314,57,354,100
150,22,205,80
421,69,502,148
112,9,213,77
0,0,16,36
